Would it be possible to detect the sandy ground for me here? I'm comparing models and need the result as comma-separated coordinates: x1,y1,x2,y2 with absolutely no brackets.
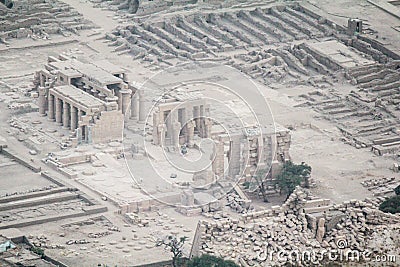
0,0,400,266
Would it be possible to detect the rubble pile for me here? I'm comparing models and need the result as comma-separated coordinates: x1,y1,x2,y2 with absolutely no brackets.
327,198,400,252
361,177,396,188
197,188,400,266
226,192,251,214
0,0,95,41
361,177,399,196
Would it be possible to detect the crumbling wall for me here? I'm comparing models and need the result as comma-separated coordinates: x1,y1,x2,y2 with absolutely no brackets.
358,35,400,60
193,188,400,266
90,110,124,143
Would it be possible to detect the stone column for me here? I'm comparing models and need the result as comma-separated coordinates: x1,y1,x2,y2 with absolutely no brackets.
131,92,139,120
82,126,88,142
193,106,200,133
85,126,90,143
138,89,146,122
70,106,77,132
77,109,83,122
79,125,88,143
185,107,194,147
38,87,47,116
55,97,62,125
172,121,181,148
199,105,205,137
39,73,44,87
204,118,212,138
123,73,129,82
77,126,82,143
48,93,55,121
120,89,132,120
228,135,241,178
63,101,70,129
186,120,195,147
165,110,175,144
212,139,225,178
152,110,160,145
170,110,181,148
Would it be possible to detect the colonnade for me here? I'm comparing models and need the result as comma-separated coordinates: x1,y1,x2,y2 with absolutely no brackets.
153,103,212,148
46,92,88,141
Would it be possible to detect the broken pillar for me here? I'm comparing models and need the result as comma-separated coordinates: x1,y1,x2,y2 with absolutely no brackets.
212,139,225,178
347,18,362,35
119,88,132,121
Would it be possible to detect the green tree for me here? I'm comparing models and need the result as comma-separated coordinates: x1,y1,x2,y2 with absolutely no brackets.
156,235,188,267
379,195,400,214
276,161,311,199
187,254,239,267
31,246,45,258
394,185,400,196
253,168,269,203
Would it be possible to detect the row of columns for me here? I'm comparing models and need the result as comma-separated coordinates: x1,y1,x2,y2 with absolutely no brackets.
211,135,245,179
40,85,144,124
47,93,83,133
152,104,212,148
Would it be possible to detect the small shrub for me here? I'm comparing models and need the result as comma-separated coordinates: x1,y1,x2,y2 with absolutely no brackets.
379,195,400,214
31,246,45,258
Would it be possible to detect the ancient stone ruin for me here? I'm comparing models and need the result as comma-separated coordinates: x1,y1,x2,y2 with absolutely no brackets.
0,0,399,266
